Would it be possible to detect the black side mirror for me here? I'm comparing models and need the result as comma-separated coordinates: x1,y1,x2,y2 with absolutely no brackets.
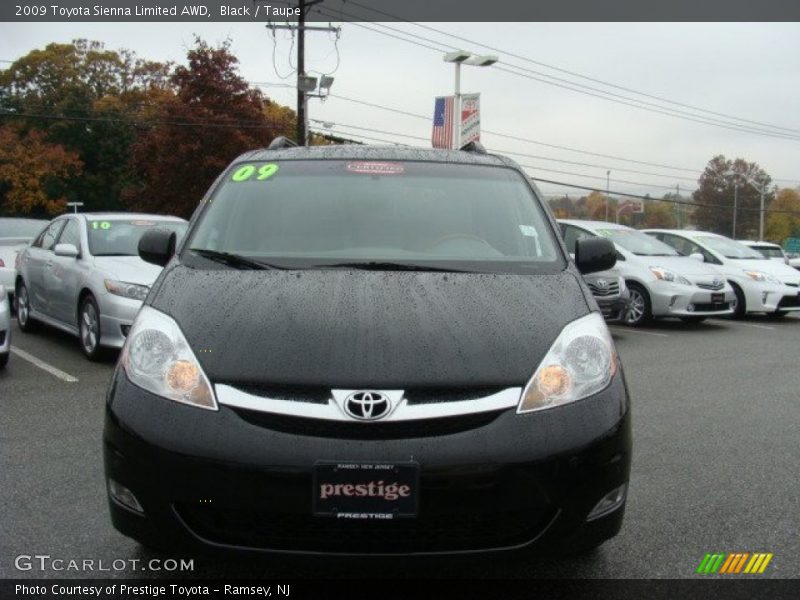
138,229,176,267
575,237,616,274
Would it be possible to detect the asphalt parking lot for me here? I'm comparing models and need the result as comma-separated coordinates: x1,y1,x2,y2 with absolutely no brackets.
1,313,798,579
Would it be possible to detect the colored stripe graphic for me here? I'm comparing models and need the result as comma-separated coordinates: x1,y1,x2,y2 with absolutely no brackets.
699,552,773,574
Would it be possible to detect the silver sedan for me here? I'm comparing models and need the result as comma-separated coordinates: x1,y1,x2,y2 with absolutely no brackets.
15,213,186,360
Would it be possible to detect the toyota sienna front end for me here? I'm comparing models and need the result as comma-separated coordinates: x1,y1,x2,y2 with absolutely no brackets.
103,143,631,557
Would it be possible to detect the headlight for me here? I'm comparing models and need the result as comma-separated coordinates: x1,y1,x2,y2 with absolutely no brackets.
517,312,617,414
649,267,691,286
120,306,217,410
105,279,150,301
744,270,780,284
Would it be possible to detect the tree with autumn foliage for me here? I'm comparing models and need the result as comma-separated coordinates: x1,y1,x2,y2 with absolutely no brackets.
692,155,774,238
0,125,82,216
0,39,171,212
123,38,290,218
765,188,800,244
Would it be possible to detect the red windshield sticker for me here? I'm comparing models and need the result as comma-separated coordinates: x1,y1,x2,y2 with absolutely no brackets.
131,221,157,227
346,162,405,175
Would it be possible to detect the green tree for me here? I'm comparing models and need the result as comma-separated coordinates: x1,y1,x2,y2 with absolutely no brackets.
765,188,800,243
692,155,774,238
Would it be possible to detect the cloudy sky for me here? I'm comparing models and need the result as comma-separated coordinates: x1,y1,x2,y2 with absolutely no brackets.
2,21,799,197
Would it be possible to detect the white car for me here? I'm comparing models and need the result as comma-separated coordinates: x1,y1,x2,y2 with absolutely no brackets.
559,220,734,326
644,229,800,318
738,240,790,265
0,284,9,369
0,218,48,304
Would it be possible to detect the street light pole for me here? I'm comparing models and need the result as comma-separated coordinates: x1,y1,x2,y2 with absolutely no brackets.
605,171,610,222
443,51,498,150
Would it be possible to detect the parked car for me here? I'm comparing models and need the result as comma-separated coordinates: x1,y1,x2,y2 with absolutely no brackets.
558,220,734,326
0,285,9,369
15,213,187,359
0,217,48,304
787,252,800,271
644,229,800,318
582,269,630,323
738,240,790,265
104,142,631,557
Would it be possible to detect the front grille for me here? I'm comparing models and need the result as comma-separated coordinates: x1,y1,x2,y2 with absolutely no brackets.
176,503,553,553
697,281,725,291
221,384,508,406
587,280,620,297
231,407,505,439
692,302,731,312
778,294,800,309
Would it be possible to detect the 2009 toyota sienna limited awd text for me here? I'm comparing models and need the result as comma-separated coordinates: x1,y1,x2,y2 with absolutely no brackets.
103,142,631,557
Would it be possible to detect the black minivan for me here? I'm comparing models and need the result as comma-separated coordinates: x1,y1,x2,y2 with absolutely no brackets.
103,142,631,556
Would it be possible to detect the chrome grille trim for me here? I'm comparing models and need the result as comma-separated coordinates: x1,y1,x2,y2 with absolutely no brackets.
696,281,725,291
587,281,620,297
215,384,522,421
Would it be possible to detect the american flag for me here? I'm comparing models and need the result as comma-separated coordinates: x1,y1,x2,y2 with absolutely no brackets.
432,96,454,149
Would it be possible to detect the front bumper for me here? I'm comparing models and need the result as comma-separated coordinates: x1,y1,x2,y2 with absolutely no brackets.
97,293,144,349
649,282,734,317
595,289,630,323
103,369,632,556
739,280,800,314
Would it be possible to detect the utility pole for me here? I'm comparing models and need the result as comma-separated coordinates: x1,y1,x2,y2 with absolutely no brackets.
676,184,681,228
732,182,738,238
605,170,610,222
267,1,337,146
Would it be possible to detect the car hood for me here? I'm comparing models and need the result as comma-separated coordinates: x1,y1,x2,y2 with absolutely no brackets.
92,256,163,286
149,265,591,388
729,258,800,283
633,254,722,277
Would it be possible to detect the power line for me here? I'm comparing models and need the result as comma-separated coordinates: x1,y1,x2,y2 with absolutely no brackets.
343,0,800,136
312,7,800,142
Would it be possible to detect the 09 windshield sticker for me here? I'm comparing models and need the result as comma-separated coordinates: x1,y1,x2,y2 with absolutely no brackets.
231,163,280,182
346,162,405,175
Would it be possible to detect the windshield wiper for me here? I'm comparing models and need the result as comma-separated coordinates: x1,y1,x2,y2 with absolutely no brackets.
317,261,475,273
190,248,289,270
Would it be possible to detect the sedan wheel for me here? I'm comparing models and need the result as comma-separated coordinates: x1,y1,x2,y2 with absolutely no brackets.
16,282,38,333
79,296,104,361
624,284,651,327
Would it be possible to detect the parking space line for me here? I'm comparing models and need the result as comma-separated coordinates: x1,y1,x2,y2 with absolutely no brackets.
608,327,669,338
9,347,79,383
708,319,774,331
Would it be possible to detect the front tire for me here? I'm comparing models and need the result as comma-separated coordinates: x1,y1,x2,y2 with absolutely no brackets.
730,283,746,319
624,282,652,327
79,295,105,361
15,281,39,332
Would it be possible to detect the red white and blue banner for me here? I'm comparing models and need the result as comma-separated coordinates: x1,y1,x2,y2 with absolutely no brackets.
432,96,454,149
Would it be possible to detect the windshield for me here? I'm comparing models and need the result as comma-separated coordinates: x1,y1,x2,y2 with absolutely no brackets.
692,236,764,259
0,218,47,239
750,246,784,259
187,160,562,273
595,228,679,256
87,219,187,257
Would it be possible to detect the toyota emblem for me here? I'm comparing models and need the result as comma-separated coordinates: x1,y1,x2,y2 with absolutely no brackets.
343,391,392,421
